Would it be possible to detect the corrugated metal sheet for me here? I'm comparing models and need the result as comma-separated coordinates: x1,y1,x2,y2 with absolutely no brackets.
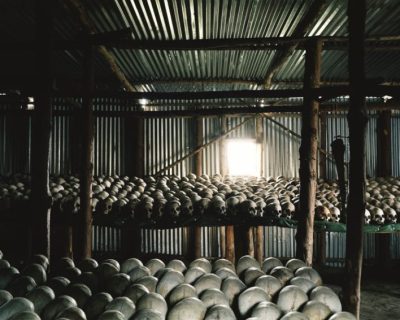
263,226,297,259
325,111,378,180
92,224,122,257
390,233,400,260
392,112,400,177
2,0,400,91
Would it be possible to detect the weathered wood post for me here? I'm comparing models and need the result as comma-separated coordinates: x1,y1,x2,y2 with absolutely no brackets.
77,45,95,261
376,110,392,270
296,39,322,265
193,117,203,259
31,0,53,258
255,117,264,263
344,0,368,317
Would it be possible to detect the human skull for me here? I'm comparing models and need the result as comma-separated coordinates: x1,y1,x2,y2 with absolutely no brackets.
265,202,282,217
384,206,397,224
371,207,385,225
194,198,211,217
165,199,181,219
329,207,341,223
281,201,295,219
137,200,154,221
209,197,227,217
180,199,194,217
315,206,330,221
238,200,257,218
364,208,371,224
226,197,240,216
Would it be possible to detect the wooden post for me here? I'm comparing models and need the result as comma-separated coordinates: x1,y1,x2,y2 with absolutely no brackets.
377,110,392,177
319,113,327,179
316,231,326,266
219,116,228,176
246,227,255,257
296,39,322,265
344,0,368,317
30,0,53,258
225,225,235,264
255,117,264,263
193,116,203,259
77,45,95,261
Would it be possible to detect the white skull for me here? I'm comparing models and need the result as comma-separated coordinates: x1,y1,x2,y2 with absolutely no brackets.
364,208,371,224
239,200,257,217
194,198,211,217
371,207,385,225
281,201,295,219
329,207,341,223
226,197,240,216
209,197,227,217
315,206,330,221
384,207,397,224
165,199,181,219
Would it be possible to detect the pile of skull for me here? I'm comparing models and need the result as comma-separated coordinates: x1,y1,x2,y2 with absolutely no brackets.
0,174,399,225
0,249,355,320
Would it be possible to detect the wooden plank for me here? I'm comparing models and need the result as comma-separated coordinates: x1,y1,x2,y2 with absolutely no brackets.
225,225,235,264
77,45,95,260
343,0,368,317
296,39,322,265
30,0,53,258
319,113,327,179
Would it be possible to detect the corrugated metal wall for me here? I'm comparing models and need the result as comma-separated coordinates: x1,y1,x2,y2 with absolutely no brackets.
325,111,378,180
392,111,400,177
144,108,195,176
0,102,394,180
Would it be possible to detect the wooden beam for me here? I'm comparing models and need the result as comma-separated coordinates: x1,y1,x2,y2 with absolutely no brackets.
62,0,137,92
5,35,400,51
319,113,327,179
264,0,328,88
55,85,400,100
377,110,392,177
30,0,53,258
343,0,368,317
296,39,322,266
77,45,95,260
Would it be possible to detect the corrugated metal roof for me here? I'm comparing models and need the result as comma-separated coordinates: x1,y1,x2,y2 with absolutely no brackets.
0,0,399,93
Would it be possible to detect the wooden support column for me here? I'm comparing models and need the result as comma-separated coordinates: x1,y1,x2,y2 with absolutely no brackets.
255,117,264,263
344,0,368,317
376,110,392,270
31,0,53,258
77,45,95,261
225,225,235,264
296,39,322,265
193,116,203,259
246,227,255,257
219,116,228,176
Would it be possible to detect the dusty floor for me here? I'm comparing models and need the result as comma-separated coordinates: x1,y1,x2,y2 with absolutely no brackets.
360,280,400,320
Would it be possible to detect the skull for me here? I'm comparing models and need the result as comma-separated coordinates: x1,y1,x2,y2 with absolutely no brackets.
315,206,330,221
238,200,257,218
226,197,240,216
281,201,295,219
180,199,194,217
255,199,267,217
62,196,81,214
329,207,341,223
194,198,211,217
364,208,371,224
371,207,385,225
152,198,167,220
384,207,397,224
137,200,154,221
209,197,227,217
265,202,282,217
165,199,181,219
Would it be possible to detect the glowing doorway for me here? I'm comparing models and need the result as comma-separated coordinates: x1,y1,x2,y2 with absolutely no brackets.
226,139,261,176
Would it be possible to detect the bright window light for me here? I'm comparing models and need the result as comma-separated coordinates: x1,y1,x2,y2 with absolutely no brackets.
227,139,261,176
